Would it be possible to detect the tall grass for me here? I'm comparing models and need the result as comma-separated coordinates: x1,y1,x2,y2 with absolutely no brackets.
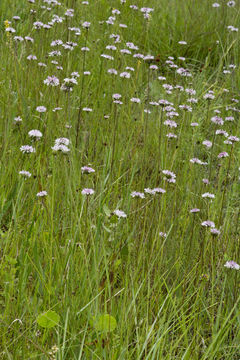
0,0,240,358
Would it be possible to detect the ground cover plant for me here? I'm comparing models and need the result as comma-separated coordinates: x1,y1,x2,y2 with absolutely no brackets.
0,0,240,358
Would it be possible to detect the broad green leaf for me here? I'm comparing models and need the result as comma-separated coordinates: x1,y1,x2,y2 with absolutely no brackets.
94,314,117,332
37,310,60,328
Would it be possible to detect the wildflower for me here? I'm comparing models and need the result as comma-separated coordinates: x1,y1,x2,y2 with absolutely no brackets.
52,144,70,153
224,261,240,270
178,41,187,45
203,93,215,100
44,76,60,86
82,21,91,29
37,191,47,197
159,232,167,238
25,36,34,43
202,193,215,199
20,145,36,153
55,138,70,146
216,130,228,137
210,228,221,235
14,116,22,123
108,68,118,75
190,208,200,213
101,54,114,61
201,220,215,228
202,140,212,148
225,116,234,122
202,178,210,185
113,209,127,218
190,158,207,165
27,55,37,61
162,171,176,184
131,191,145,199
212,3,220,7
81,188,94,195
112,93,121,100
130,97,141,103
38,62,47,67
227,1,235,7
228,135,239,142
19,170,32,178
218,152,229,158
81,47,90,52
211,116,224,125
191,122,199,127
120,72,131,78
14,36,24,42
36,106,47,113
82,107,92,112
166,133,177,138
28,130,43,140
81,166,95,174
164,120,177,128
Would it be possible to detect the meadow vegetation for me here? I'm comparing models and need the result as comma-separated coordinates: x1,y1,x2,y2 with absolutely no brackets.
0,0,240,358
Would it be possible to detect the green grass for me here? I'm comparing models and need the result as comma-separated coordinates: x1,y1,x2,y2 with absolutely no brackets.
0,0,240,358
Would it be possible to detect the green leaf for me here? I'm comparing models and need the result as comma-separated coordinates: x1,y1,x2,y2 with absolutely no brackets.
37,310,60,328
93,314,117,332
103,204,111,217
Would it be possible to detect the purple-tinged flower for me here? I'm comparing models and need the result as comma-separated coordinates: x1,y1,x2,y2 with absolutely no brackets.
166,133,177,138
203,93,215,100
202,140,212,148
191,122,199,127
28,129,43,140
202,178,210,185
164,120,177,128
227,1,236,7
108,68,118,75
130,97,141,103
52,144,70,153
55,138,69,146
202,192,215,199
14,116,22,123
81,188,94,195
82,21,91,28
216,130,228,137
212,3,220,7
112,93,121,100
190,208,200,213
225,116,234,122
120,72,131,78
19,170,31,178
210,228,221,235
190,158,207,165
144,188,156,195
224,260,240,269
37,191,47,197
159,232,167,238
178,40,187,45
81,166,95,174
153,188,166,194
201,220,215,228
218,152,229,158
44,76,60,86
131,191,145,199
228,135,239,142
36,106,47,113
20,145,36,153
113,209,127,218
14,36,24,42
27,54,37,61
211,116,224,125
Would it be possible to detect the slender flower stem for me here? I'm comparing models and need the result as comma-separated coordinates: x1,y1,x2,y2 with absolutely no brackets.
218,144,234,225
76,30,89,148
